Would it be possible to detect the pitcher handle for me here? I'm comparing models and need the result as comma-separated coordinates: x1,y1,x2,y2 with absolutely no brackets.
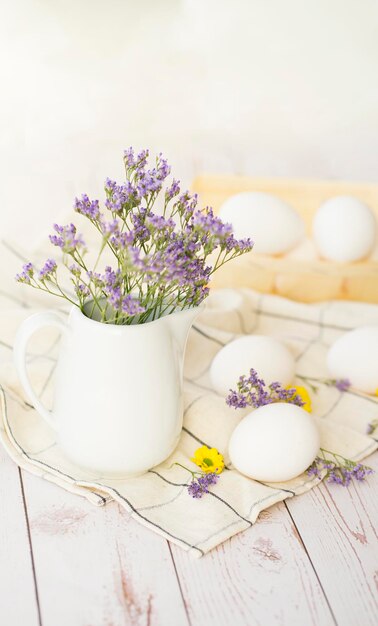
13,311,69,430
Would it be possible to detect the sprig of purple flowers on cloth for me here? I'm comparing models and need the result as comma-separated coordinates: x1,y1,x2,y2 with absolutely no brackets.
297,374,351,394
172,445,225,499
226,368,305,409
187,472,219,499
16,148,253,324
307,450,373,486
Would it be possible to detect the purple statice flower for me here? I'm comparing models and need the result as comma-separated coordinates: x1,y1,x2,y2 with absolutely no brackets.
107,286,122,310
110,230,134,250
367,419,378,435
74,283,90,298
129,152,171,199
156,155,171,180
159,249,210,303
226,368,304,410
185,205,253,258
104,177,117,191
135,149,149,169
137,171,164,197
68,263,81,277
307,463,322,479
177,191,198,219
307,452,373,487
187,473,219,499
226,369,270,408
38,258,57,280
100,218,120,236
124,147,148,171
130,210,151,244
74,194,101,220
226,389,248,409
352,463,374,481
334,378,351,392
105,282,145,318
191,207,232,239
121,294,145,317
86,270,105,289
123,146,136,167
189,207,249,257
224,233,254,253
99,215,134,249
49,223,86,254
146,213,175,232
139,154,171,187
270,381,305,406
165,178,180,200
102,265,120,288
328,469,348,486
16,262,34,284
104,179,137,213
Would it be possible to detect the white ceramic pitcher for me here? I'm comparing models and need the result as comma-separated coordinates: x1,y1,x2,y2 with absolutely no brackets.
14,304,202,477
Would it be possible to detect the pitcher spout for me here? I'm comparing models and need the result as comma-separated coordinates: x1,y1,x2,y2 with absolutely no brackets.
165,304,205,351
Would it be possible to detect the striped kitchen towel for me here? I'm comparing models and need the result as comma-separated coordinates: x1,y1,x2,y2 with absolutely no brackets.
0,240,377,556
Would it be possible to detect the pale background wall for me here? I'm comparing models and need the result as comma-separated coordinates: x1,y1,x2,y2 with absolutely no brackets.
1,0,378,247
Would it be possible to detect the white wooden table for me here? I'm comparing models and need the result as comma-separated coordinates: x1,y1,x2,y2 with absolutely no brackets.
1,442,377,626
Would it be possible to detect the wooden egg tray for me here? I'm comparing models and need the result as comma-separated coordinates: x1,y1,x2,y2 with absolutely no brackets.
192,175,378,303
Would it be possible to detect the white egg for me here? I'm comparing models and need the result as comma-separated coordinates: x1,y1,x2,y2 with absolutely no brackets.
219,192,305,255
327,325,378,394
313,196,377,262
229,403,320,482
210,335,295,396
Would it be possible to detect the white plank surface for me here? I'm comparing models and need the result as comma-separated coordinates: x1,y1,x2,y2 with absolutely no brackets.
21,471,189,626
2,445,378,626
286,452,378,626
171,501,335,626
0,446,40,626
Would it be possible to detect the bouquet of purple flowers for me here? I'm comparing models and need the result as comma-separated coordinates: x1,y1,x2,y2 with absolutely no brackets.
16,148,252,324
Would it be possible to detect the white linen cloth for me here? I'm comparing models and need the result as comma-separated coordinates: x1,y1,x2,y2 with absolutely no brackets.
0,241,377,557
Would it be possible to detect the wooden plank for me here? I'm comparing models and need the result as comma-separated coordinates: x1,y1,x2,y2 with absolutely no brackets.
171,500,335,626
285,452,378,626
0,446,40,626
21,471,189,626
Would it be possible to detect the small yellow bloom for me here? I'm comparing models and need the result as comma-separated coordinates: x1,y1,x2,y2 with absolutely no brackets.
287,385,312,412
375,388,378,397
191,446,224,474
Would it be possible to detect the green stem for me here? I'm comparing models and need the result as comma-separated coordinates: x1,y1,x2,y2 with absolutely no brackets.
32,281,79,308
296,374,319,394
170,462,202,478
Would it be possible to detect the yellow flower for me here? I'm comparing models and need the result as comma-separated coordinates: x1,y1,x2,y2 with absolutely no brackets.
375,388,378,397
287,385,312,412
191,446,224,474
